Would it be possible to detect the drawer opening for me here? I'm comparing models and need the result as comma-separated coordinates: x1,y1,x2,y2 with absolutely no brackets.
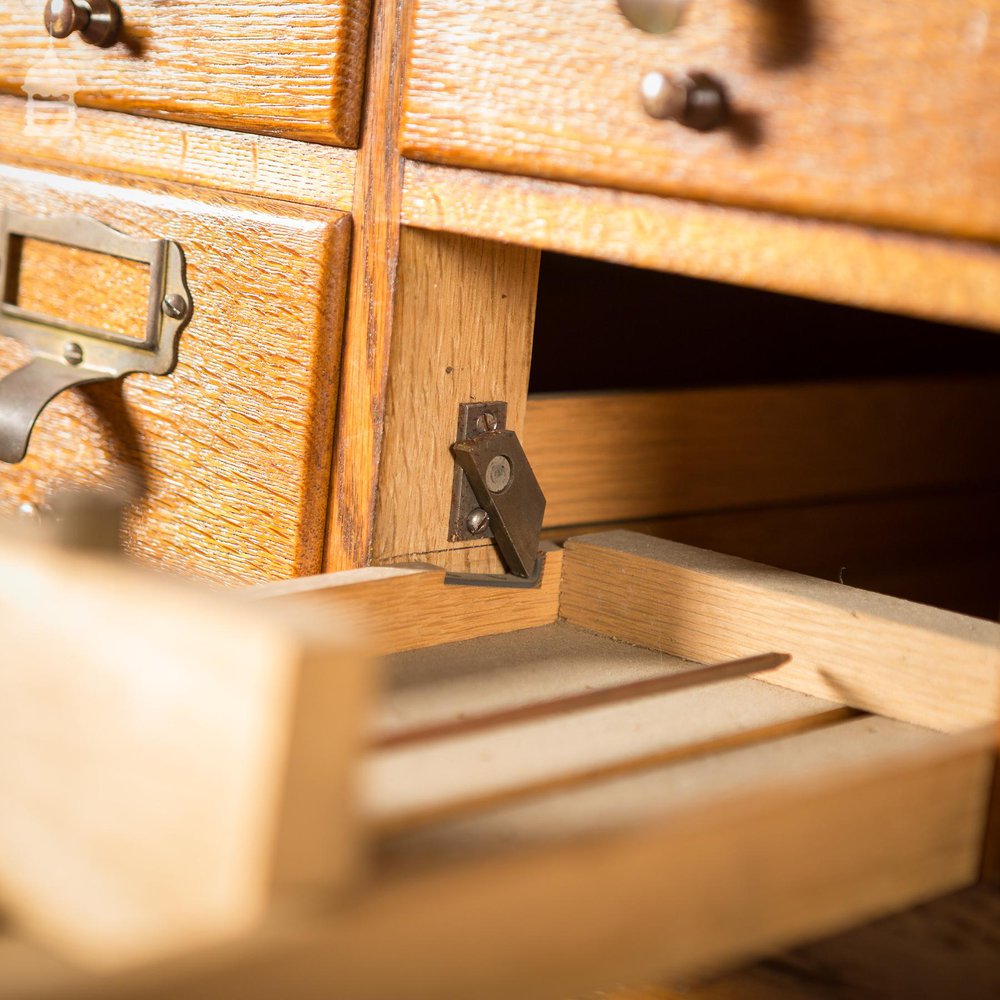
524,252,1000,618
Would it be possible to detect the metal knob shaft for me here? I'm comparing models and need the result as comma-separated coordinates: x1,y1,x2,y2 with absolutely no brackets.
44,0,121,48
618,0,690,34
640,70,730,132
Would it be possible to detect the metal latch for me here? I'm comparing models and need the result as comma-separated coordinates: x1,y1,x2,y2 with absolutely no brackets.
448,401,546,586
0,208,191,464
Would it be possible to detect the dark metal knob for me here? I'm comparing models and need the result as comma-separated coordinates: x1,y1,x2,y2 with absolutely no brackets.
640,70,730,132
44,0,121,49
618,0,690,34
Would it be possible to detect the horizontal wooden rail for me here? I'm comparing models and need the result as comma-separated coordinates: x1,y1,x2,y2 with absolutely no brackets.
524,376,1000,528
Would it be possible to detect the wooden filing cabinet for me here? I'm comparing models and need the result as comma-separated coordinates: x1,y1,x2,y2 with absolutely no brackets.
0,0,999,995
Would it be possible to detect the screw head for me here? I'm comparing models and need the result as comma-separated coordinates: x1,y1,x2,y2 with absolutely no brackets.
485,455,513,493
466,507,490,534
63,342,84,366
162,293,188,320
476,411,499,433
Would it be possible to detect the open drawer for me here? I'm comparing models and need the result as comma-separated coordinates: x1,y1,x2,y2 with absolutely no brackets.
1,529,997,999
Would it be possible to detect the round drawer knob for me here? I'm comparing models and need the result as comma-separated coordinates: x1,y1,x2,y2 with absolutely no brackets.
44,0,121,48
640,70,730,132
618,0,690,34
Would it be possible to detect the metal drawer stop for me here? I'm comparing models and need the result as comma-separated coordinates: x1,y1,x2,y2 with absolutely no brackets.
0,208,191,464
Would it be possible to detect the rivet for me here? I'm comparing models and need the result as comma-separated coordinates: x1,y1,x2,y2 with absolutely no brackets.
17,501,40,520
162,293,188,320
63,342,84,366
485,455,513,493
466,507,490,534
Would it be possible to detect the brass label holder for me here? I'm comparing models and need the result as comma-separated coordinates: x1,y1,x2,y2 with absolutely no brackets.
0,208,191,465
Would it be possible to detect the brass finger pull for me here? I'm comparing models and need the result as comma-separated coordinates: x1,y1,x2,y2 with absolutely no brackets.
617,0,690,34
44,0,122,49
0,209,191,465
640,70,731,131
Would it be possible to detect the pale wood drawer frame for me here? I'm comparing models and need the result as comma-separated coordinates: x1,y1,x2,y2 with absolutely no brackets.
3,530,996,998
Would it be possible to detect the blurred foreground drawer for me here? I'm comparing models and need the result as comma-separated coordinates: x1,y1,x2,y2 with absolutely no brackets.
0,0,370,145
401,0,1000,241
2,530,995,998
0,163,351,585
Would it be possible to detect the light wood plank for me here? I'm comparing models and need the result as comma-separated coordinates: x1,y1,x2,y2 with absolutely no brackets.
251,546,563,655
402,160,1000,331
560,532,1000,732
401,1,1000,242
1,1,369,146
0,537,375,971
0,164,351,586
371,227,540,572
0,97,355,211
525,380,1000,527
33,730,992,1000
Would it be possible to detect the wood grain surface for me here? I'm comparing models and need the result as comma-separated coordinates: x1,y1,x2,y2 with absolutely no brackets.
561,532,1000,733
524,378,1000,527
0,164,351,586
1,0,370,145
251,546,563,655
23,730,990,1000
401,0,1000,241
372,227,540,571
0,96,356,211
324,0,410,572
0,536,374,971
402,161,1000,332
652,885,1000,1000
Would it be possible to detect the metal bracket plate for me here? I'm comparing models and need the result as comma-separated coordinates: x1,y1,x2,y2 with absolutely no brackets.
448,400,546,581
0,208,191,464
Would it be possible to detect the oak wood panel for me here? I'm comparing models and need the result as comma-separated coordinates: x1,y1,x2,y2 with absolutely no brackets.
402,161,1000,332
28,731,991,1000
401,0,1000,241
561,532,1000,733
0,97,356,211
324,0,410,572
372,227,540,572
524,378,1000,527
2,1,370,146
0,535,374,971
0,164,351,586
250,546,563,656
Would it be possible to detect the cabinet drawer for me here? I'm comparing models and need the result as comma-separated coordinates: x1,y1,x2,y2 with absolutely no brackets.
0,164,351,586
1,1,369,146
1,531,997,996
401,0,1000,241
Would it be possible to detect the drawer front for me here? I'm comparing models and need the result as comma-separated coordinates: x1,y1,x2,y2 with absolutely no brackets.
401,0,1000,241
0,164,351,586
1,1,369,146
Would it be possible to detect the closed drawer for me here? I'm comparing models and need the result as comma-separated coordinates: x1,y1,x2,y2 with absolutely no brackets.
0,163,351,586
400,0,1000,241
1,1,370,146
1,531,997,995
